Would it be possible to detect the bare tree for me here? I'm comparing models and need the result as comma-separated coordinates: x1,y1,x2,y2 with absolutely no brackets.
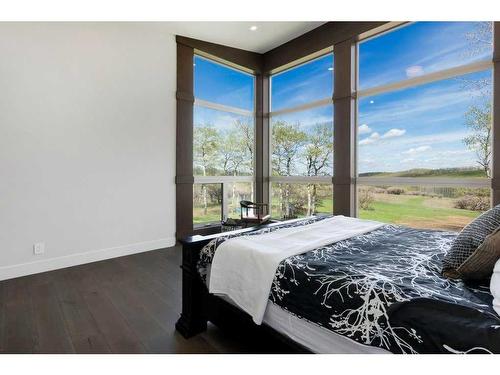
303,122,333,215
272,121,307,176
235,119,254,175
460,22,493,97
272,121,307,217
193,125,219,214
463,103,492,177
461,22,493,177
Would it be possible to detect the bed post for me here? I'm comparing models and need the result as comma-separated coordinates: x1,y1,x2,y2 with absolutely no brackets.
175,239,208,338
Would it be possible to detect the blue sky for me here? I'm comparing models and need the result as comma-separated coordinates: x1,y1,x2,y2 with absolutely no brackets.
359,22,492,90
271,54,333,111
194,22,493,175
358,22,492,174
194,56,254,111
358,69,491,173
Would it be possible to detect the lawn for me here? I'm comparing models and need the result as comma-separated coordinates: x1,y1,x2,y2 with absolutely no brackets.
359,194,480,231
193,204,221,225
195,192,482,231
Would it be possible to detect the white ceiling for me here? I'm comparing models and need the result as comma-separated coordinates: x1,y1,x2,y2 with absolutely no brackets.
166,22,325,53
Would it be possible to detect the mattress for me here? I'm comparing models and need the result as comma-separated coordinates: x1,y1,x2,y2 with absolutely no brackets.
263,301,389,354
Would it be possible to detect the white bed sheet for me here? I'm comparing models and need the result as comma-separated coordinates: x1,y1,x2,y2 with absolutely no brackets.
219,295,389,354
263,302,389,354
209,216,384,324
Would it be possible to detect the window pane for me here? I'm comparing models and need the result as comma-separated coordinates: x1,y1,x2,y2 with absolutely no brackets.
271,105,333,176
358,70,492,177
193,183,222,225
194,106,254,177
226,182,255,219
194,56,254,111
271,183,333,219
271,53,333,111
359,22,493,90
358,185,489,231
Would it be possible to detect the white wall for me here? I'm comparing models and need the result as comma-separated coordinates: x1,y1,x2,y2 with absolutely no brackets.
0,23,177,280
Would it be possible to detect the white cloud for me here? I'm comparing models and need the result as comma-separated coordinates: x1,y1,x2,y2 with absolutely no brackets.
358,124,372,135
403,145,431,155
359,128,405,146
381,128,406,138
359,132,380,145
405,65,424,78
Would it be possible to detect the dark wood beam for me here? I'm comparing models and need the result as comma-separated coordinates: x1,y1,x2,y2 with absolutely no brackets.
255,73,270,204
492,22,500,205
263,22,387,73
333,38,356,216
176,43,195,240
176,35,264,73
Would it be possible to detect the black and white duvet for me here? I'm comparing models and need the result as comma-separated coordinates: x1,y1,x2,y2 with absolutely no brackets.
198,216,500,354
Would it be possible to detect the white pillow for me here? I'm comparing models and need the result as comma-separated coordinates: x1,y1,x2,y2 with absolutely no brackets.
491,259,500,316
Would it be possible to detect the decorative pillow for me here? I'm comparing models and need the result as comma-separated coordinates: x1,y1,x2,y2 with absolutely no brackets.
491,259,500,316
454,226,500,280
442,204,500,279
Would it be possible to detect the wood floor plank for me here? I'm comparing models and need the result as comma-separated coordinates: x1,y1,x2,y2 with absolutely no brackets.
105,255,217,353
54,270,111,353
69,264,146,354
29,272,74,353
114,256,181,314
3,277,38,353
0,246,257,354
0,283,5,353
88,260,178,353
122,251,181,305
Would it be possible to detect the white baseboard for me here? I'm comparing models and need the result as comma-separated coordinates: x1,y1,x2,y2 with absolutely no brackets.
0,237,176,281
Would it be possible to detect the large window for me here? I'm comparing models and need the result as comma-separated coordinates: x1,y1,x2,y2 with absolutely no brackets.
193,55,255,226
356,22,493,230
270,52,334,219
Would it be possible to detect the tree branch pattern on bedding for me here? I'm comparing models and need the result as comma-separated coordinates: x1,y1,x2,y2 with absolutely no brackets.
198,217,500,353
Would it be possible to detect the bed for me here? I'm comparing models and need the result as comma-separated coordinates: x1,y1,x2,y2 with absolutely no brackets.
176,215,500,354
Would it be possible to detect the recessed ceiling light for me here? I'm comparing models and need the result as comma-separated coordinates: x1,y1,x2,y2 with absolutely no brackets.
249,25,258,31
370,100,375,104
328,67,333,71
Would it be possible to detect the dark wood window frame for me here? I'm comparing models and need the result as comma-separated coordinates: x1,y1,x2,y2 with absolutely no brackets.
176,22,500,240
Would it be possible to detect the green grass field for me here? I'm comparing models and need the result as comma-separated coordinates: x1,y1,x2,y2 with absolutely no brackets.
271,193,480,231
359,167,487,179
195,187,483,231
358,194,480,231
193,205,221,225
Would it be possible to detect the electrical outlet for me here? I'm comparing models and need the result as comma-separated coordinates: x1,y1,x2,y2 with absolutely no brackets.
33,242,45,255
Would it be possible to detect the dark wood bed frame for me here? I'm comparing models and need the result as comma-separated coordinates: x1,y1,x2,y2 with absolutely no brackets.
174,219,313,353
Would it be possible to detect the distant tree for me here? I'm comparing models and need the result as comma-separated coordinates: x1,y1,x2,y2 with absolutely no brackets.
461,22,493,97
461,23,493,177
234,119,255,204
463,103,492,177
465,22,493,56
304,123,333,176
235,119,254,175
193,125,219,214
272,121,307,217
219,128,245,176
194,125,219,176
272,121,307,176
303,123,333,215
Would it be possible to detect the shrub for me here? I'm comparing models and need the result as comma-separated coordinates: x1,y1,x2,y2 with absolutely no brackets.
387,187,405,195
454,195,490,211
359,188,375,210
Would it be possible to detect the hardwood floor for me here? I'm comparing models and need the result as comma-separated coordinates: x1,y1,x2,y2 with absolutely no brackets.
0,246,280,354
